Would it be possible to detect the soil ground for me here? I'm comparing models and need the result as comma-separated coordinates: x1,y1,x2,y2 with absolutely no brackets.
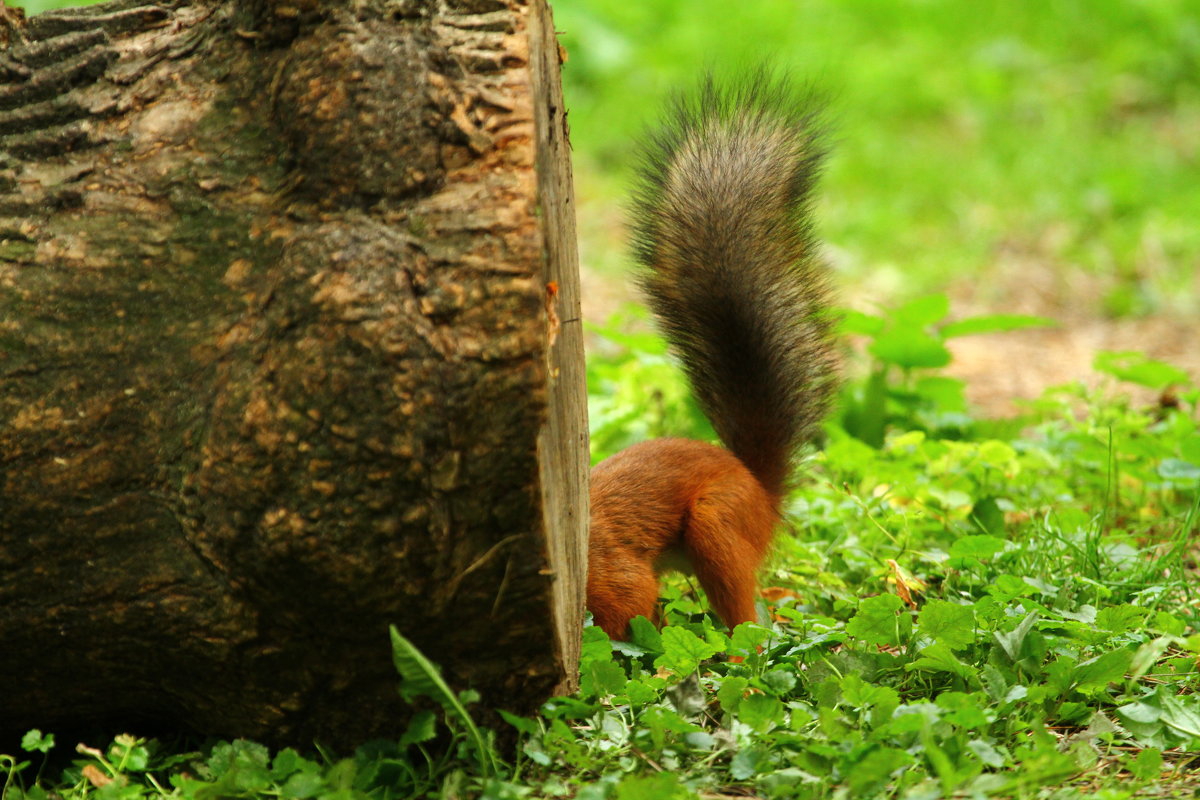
580,263,1199,419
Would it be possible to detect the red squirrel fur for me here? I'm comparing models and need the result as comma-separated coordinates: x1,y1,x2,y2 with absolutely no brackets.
587,74,838,640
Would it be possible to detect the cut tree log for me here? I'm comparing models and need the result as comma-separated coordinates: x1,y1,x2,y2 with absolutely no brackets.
0,0,586,746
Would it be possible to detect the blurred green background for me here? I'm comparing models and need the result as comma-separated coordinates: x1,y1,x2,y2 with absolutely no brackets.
12,0,1200,320
552,0,1200,322
8,0,103,15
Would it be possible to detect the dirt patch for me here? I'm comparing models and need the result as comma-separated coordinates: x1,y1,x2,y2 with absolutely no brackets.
947,317,1198,417
581,261,1198,419
942,257,1199,417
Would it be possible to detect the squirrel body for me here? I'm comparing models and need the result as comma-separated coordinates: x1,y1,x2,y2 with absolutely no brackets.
586,74,838,640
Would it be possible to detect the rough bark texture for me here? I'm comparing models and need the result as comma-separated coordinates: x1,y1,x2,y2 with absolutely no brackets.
0,0,586,746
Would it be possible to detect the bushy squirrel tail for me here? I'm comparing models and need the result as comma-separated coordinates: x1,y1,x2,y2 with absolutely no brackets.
628,71,839,500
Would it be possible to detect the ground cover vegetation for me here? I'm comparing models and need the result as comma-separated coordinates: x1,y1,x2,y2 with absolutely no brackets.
5,0,1199,797
4,315,1198,798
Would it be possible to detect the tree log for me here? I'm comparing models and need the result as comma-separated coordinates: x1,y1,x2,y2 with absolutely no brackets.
0,0,586,746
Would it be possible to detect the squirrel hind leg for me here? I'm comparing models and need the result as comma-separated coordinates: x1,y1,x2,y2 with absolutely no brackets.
683,481,777,630
587,560,660,641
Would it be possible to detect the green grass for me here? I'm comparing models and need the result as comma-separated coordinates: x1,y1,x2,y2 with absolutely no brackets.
4,336,1198,798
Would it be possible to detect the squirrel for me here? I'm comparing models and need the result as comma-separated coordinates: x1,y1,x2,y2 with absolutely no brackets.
586,73,839,640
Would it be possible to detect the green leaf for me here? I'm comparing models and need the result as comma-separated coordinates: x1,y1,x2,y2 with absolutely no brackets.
894,294,950,326
870,328,951,369
581,657,627,700
987,574,1037,601
580,624,613,667
941,314,1055,338
624,678,661,706
921,727,963,794
908,642,977,682
847,593,910,646
993,612,1039,662
739,693,785,733
109,735,149,772
497,709,539,736
1116,695,1173,747
1116,701,1160,725
846,746,913,796
887,704,940,735
729,745,772,781
1044,655,1077,696
729,621,770,656
759,768,820,792
281,770,326,799
390,626,496,776
1115,715,1166,748
967,738,1006,768
840,308,885,336
614,767,691,799
1072,649,1132,694
1159,458,1200,482
399,710,437,747
979,664,1010,703
918,599,977,650
233,767,274,795
641,706,700,751
522,737,552,767
1128,748,1163,781
854,683,901,727
322,758,358,795
629,615,664,653
914,374,968,413
654,625,720,674
1159,691,1200,739
841,673,900,714
1152,611,1187,637
1182,433,1200,464
949,535,1007,561
206,739,269,778
761,668,798,695
717,676,749,715
1094,351,1192,390
938,692,990,729
842,368,889,447
969,496,1006,536
20,730,54,754
1095,604,1146,634
206,740,272,794
270,749,307,781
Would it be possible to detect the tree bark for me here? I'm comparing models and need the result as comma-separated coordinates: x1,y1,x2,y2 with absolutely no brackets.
0,0,586,747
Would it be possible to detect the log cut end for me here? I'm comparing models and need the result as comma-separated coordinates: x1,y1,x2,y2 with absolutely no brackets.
0,0,585,746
